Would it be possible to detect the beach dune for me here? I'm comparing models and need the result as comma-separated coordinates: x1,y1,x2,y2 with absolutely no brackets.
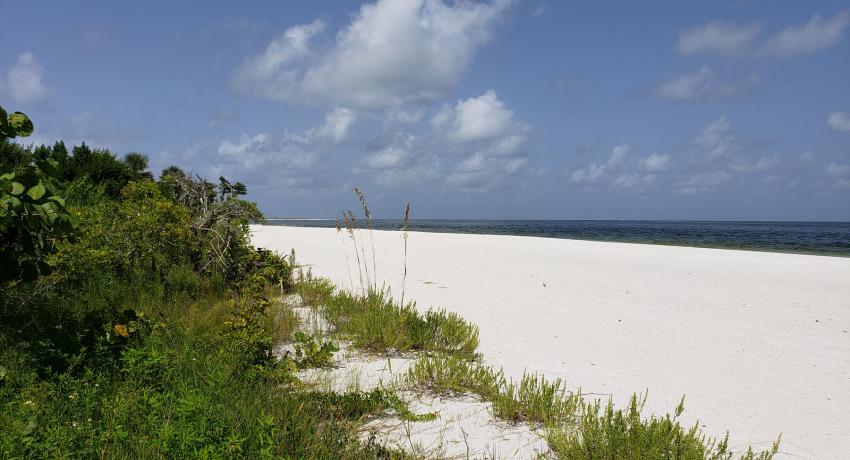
251,224,850,459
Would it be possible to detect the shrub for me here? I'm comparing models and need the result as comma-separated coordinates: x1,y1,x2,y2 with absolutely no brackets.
297,277,336,306
546,394,780,460
323,289,479,357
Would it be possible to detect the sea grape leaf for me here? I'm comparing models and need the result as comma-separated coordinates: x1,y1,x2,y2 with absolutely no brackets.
26,183,46,200
8,112,33,137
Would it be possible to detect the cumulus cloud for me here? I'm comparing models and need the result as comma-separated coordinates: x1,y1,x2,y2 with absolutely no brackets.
693,115,735,159
446,90,515,142
218,133,319,173
364,134,416,170
2,52,52,106
314,107,355,142
827,111,850,132
676,21,761,57
760,10,850,57
568,145,639,186
567,145,662,192
825,162,850,178
825,162,850,188
642,153,672,172
692,115,783,173
676,10,849,59
676,171,732,194
657,66,714,100
234,0,512,109
656,66,760,100
359,134,440,189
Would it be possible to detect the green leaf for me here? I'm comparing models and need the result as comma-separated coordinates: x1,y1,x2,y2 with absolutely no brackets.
0,172,14,181
47,195,65,207
8,112,33,137
3,196,22,210
26,183,46,200
10,182,24,195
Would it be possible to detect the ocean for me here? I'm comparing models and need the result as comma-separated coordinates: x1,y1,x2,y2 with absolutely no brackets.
264,219,850,257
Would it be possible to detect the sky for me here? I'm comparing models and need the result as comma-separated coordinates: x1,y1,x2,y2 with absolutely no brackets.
1,0,849,220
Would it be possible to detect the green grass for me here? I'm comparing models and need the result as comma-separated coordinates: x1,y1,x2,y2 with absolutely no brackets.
403,353,503,398
546,394,781,460
320,288,479,358
0,290,409,459
402,354,778,460
297,277,336,307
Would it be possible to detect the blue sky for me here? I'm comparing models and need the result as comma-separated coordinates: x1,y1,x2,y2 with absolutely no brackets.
1,0,849,220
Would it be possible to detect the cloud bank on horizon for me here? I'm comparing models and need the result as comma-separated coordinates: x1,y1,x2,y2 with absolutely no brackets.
1,0,848,220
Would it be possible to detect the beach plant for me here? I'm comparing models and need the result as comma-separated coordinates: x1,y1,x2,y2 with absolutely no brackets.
400,202,411,305
322,288,480,357
1,106,78,283
403,353,504,397
545,393,781,460
492,373,579,425
296,276,336,307
293,331,339,368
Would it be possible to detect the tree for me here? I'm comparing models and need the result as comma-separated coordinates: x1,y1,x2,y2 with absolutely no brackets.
124,152,153,181
0,106,78,283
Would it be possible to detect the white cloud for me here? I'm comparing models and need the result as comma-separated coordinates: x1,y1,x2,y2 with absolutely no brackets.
607,144,630,167
502,157,528,174
3,52,51,106
365,146,409,169
531,2,547,17
234,0,512,109
676,11,849,59
217,133,319,173
485,134,526,156
657,66,760,100
692,115,735,159
657,66,713,100
827,111,850,132
676,171,732,194
613,173,655,190
676,21,761,57
314,107,355,142
364,134,415,169
752,154,780,172
825,162,850,178
567,145,631,185
798,152,815,162
761,10,850,57
448,90,515,142
642,153,672,172
457,152,487,172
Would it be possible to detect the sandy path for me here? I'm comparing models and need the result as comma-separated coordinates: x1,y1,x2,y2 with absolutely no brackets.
251,225,850,459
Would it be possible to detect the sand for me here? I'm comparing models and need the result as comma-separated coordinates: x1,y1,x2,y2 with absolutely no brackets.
251,224,850,459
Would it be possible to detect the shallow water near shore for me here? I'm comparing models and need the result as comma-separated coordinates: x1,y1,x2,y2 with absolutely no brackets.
266,219,850,256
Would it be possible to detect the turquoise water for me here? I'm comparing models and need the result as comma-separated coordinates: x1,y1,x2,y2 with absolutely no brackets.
265,219,850,257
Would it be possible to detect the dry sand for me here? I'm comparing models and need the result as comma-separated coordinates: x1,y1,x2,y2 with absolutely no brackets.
251,224,850,459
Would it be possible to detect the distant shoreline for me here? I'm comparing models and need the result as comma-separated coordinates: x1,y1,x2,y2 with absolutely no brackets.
261,219,850,257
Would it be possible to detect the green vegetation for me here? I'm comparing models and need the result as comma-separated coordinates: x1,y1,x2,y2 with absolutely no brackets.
322,288,479,358
293,331,339,368
0,106,408,458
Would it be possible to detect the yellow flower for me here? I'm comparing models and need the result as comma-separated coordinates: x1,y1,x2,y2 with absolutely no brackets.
114,324,129,338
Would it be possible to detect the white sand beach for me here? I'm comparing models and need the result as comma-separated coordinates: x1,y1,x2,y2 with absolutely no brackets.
251,224,850,459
